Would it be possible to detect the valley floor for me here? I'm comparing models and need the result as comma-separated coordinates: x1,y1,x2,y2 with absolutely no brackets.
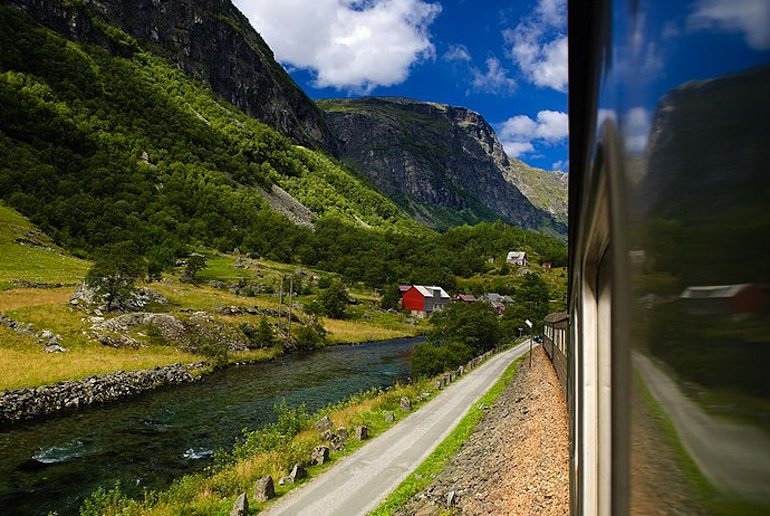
394,345,569,515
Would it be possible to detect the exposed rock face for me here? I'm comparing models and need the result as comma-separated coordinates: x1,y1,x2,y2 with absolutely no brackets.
70,283,169,313
0,362,206,424
7,0,336,152
318,97,565,233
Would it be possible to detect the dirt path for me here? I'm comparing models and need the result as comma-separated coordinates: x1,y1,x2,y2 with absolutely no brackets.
395,346,569,515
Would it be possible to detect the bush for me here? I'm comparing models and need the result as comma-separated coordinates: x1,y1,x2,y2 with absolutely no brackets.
429,302,501,355
294,320,327,349
196,336,229,367
410,341,474,378
320,279,349,319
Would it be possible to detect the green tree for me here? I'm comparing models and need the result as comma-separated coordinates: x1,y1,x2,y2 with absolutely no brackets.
182,254,207,283
508,273,550,333
256,316,276,348
380,283,401,310
429,302,501,355
320,279,349,319
85,241,147,311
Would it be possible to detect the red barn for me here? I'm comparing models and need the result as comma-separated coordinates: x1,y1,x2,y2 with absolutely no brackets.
401,285,450,317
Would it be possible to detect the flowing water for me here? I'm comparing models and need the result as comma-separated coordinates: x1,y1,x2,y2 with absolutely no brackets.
0,337,422,515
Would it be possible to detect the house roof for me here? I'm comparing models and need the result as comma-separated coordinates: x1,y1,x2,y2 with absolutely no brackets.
399,285,411,292
411,285,450,299
490,301,506,310
457,294,476,302
680,284,753,299
507,251,527,260
545,311,569,323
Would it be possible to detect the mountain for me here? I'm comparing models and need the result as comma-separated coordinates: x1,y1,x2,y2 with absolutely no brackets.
0,3,424,269
318,97,566,233
503,162,568,225
5,0,336,153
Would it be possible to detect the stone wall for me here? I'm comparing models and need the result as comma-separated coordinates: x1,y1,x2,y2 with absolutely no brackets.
0,362,207,425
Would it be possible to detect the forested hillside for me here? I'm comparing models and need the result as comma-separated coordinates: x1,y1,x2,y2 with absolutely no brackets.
0,5,566,289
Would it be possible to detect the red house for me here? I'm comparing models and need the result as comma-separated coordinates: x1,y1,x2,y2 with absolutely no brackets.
401,285,450,318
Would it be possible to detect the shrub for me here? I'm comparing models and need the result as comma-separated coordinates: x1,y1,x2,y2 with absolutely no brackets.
429,302,500,355
410,341,474,378
320,279,349,319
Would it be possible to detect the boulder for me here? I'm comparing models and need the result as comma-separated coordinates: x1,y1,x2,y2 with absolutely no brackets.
289,463,306,482
446,490,457,507
400,397,412,411
384,412,395,422
337,427,349,439
314,415,333,431
355,426,369,440
310,446,330,465
230,493,249,515
278,476,293,486
252,476,275,502
44,344,68,353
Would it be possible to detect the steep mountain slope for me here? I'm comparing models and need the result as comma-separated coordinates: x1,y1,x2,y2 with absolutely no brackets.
6,0,336,153
318,97,566,233
503,162,568,225
0,4,422,268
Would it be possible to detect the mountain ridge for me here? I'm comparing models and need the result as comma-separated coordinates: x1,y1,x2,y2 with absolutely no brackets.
318,96,567,233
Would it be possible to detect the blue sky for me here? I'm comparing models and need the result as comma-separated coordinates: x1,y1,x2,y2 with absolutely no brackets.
233,0,570,172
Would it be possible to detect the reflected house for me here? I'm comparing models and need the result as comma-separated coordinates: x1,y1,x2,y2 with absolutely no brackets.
679,284,768,316
400,285,450,318
506,251,528,266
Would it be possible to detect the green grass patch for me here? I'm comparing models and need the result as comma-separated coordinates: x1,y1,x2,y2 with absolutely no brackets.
0,203,89,288
370,354,524,516
636,373,770,515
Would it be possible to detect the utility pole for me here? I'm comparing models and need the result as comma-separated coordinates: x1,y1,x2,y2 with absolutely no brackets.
287,275,293,341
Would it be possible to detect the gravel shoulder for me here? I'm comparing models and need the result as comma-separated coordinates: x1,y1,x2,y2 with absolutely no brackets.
395,346,569,515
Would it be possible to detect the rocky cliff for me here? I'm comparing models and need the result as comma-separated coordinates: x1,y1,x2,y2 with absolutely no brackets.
318,97,565,233
6,0,336,152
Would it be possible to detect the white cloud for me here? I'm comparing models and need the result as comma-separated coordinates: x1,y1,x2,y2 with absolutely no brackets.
235,0,442,93
552,159,568,171
470,56,518,95
503,0,568,92
444,44,472,63
623,107,651,153
688,0,770,50
504,142,535,158
498,110,568,158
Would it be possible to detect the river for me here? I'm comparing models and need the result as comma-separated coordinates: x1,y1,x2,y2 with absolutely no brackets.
0,336,422,515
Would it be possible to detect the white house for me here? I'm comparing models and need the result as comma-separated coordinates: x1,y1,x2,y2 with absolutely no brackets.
506,251,528,266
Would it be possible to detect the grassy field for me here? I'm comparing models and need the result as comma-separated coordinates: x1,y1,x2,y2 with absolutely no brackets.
0,208,420,391
0,204,89,289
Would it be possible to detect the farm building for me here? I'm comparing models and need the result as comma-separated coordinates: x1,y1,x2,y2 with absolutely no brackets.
679,284,767,316
456,294,477,302
506,251,528,266
401,285,451,317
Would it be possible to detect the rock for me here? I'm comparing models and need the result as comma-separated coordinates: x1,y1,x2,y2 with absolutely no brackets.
400,397,412,411
278,476,293,486
419,391,431,401
384,411,395,422
39,330,53,340
435,380,443,390
230,493,249,515
355,426,369,440
321,429,334,441
44,344,67,353
457,366,465,376
321,97,565,232
289,463,306,482
252,476,274,502
315,415,333,431
311,446,330,465
337,427,348,439
47,335,61,346
446,490,456,506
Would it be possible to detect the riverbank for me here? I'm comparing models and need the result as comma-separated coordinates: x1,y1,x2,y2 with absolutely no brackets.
0,336,425,427
75,343,512,515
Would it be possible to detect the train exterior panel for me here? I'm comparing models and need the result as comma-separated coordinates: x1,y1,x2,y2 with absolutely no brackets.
568,0,770,514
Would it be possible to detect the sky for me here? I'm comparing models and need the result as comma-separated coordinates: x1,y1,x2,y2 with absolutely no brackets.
232,0,770,173
232,0,570,173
